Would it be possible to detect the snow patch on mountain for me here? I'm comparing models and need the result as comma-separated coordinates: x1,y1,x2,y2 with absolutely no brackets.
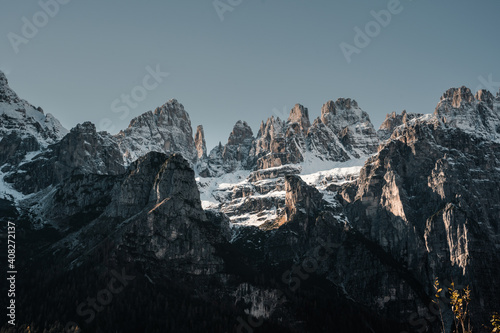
0,170,29,201
197,157,367,227
0,70,68,146
299,151,368,175
300,165,364,187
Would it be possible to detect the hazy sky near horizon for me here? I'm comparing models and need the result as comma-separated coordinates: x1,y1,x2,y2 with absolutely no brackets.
1,0,500,150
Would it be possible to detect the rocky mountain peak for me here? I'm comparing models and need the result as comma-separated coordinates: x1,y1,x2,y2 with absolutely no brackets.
0,71,68,153
195,125,207,159
320,98,366,128
475,89,495,109
157,98,186,116
335,97,358,110
257,116,284,138
253,116,290,169
320,100,336,119
0,70,8,87
287,104,310,130
200,120,256,176
320,98,359,119
0,71,22,105
259,120,265,133
434,86,500,140
317,98,379,157
50,150,225,275
5,119,124,194
221,121,255,169
71,121,97,134
147,153,203,209
378,110,424,141
128,99,190,129
227,120,254,145
116,99,197,164
439,86,475,108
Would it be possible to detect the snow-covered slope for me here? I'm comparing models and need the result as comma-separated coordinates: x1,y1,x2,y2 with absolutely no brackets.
0,70,68,146
197,157,366,227
0,70,68,200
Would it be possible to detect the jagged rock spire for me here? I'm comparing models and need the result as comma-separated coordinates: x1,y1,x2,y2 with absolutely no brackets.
287,104,310,131
195,125,207,159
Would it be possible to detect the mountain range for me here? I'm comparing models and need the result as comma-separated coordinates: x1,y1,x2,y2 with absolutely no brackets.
1,69,499,332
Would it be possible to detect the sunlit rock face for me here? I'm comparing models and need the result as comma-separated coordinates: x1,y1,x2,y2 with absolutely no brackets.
195,125,207,160
339,93,500,325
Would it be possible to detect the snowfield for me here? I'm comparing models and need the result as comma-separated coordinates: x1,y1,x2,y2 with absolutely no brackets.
196,157,367,227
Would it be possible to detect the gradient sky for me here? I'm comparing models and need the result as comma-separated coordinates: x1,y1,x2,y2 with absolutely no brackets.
1,0,500,150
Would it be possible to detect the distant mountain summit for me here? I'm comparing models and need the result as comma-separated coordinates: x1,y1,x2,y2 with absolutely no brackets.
434,86,500,141
197,98,380,177
0,71,68,143
0,70,68,168
115,99,198,164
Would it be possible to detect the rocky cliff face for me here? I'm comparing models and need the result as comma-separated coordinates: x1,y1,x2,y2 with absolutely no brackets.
283,175,325,229
29,152,229,275
5,121,125,194
194,125,207,159
377,110,424,141
115,99,198,164
222,120,256,170
253,104,310,170
14,148,404,332
198,120,256,176
339,90,500,326
434,86,500,141
319,98,379,157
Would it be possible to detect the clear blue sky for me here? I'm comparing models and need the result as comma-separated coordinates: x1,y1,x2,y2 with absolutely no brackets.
2,0,500,150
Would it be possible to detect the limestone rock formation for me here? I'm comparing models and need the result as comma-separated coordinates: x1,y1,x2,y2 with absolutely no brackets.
5,121,125,194
115,99,198,164
377,110,424,141
194,125,207,159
